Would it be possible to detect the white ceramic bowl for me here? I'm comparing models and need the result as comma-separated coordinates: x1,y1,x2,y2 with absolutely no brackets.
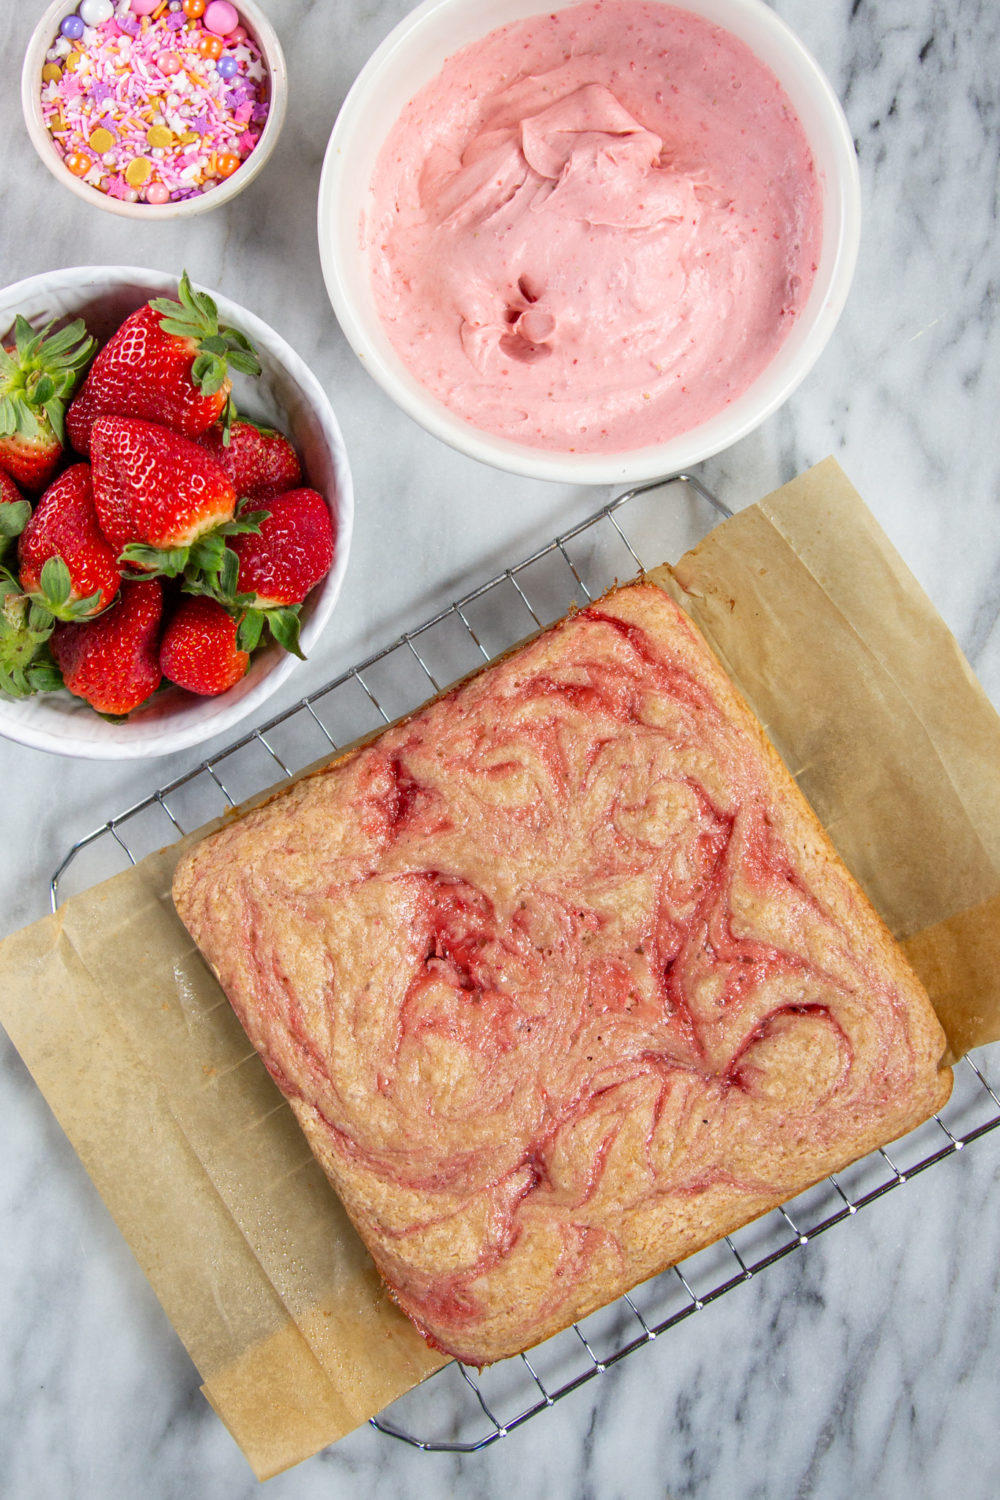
318,0,861,486
21,0,288,220
0,266,354,760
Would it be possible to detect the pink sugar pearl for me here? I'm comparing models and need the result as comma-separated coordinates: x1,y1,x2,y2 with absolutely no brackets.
204,0,239,34
146,182,170,205
130,0,160,15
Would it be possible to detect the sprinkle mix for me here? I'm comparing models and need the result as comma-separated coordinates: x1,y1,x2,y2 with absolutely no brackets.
40,0,270,205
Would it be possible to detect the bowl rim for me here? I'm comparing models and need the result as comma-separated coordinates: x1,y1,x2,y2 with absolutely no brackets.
21,0,288,220
317,0,862,485
0,265,354,760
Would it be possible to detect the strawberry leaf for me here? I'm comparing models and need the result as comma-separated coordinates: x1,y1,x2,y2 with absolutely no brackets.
42,397,67,446
39,555,71,608
236,608,264,654
118,542,190,578
264,605,304,659
191,287,217,325
0,396,19,436
42,319,95,362
27,600,55,635
219,507,269,537
228,347,263,377
219,393,236,443
0,500,30,539
187,531,226,573
13,316,37,363
26,657,63,693
32,373,55,406
190,351,228,395
154,315,204,341
0,665,30,699
218,544,240,600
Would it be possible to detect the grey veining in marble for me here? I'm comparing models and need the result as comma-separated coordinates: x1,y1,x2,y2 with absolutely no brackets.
1,1,999,1497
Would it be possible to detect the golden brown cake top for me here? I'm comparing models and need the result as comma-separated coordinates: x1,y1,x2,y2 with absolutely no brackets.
174,584,950,1365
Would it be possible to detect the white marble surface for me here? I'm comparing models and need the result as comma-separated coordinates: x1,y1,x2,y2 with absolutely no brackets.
1,0,999,1496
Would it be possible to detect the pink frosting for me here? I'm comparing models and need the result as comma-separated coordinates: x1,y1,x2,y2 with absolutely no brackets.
368,1,823,454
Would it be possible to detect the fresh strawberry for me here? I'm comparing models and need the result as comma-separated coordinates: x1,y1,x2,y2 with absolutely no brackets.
90,415,239,573
51,577,164,716
0,470,27,508
18,464,120,620
208,488,335,659
160,595,250,696
0,315,96,490
66,271,261,455
0,470,31,561
230,489,335,607
196,418,302,502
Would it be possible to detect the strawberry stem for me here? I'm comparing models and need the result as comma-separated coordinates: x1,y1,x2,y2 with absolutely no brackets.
150,272,262,413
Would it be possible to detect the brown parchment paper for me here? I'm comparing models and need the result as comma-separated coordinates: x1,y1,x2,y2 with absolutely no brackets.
1,457,998,1479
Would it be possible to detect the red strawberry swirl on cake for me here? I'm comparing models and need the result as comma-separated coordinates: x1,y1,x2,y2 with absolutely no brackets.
175,585,948,1365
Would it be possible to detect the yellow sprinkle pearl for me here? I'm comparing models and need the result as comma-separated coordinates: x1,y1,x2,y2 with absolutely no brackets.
41,62,63,82
125,157,152,186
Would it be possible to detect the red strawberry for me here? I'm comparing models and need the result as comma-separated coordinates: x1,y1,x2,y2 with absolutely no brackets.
51,577,164,716
66,271,260,455
90,416,237,571
196,418,302,502
0,315,96,490
160,595,250,696
230,489,335,607
18,464,120,620
0,470,26,508
224,489,335,659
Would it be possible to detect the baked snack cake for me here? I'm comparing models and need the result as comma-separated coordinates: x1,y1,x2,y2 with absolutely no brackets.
172,583,951,1366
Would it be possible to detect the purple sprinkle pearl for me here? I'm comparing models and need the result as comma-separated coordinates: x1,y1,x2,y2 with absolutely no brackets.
216,55,238,80
60,15,85,39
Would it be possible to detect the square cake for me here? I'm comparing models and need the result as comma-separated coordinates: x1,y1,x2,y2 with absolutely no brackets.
172,583,951,1365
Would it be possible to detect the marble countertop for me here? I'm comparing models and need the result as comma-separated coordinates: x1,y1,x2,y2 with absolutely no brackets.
1,1,998,1496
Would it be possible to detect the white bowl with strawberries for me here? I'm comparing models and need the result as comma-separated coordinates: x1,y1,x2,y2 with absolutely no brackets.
0,266,353,758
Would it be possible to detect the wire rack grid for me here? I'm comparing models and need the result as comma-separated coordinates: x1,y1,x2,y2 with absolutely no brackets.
48,474,1000,1454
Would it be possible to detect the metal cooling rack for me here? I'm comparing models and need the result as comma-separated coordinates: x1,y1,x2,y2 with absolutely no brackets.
48,474,1000,1454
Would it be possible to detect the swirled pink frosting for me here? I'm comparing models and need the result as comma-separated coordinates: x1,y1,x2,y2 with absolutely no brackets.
367,1,823,453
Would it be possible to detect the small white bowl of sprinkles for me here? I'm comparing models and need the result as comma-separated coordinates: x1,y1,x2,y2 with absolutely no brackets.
21,0,287,216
